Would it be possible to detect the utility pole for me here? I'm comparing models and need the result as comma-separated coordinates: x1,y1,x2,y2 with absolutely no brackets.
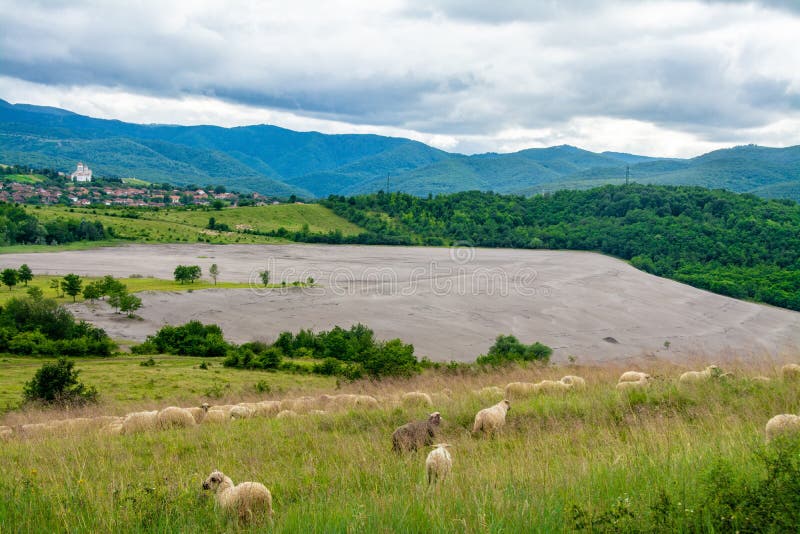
625,165,630,186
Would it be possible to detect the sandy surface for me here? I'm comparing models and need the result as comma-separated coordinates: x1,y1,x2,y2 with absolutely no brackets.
4,243,799,363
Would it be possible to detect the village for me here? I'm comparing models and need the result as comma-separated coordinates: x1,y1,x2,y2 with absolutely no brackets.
0,162,273,207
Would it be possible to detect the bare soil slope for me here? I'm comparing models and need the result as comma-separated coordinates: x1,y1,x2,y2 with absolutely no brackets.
4,244,799,362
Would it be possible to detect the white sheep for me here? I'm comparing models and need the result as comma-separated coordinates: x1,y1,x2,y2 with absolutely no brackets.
230,405,254,420
765,414,800,443
618,371,651,383
781,364,800,381
533,380,573,393
426,444,452,484
252,401,281,418
402,392,433,408
122,410,159,434
186,403,210,424
157,407,197,429
202,470,273,523
204,408,231,424
679,365,722,384
472,399,511,435
276,410,298,419
504,382,537,399
0,425,12,440
616,379,649,391
560,375,586,388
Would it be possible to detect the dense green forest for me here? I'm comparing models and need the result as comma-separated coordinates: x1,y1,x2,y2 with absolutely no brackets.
0,203,109,245
322,185,800,311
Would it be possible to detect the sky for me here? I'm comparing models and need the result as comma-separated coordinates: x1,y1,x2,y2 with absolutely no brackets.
1,0,799,157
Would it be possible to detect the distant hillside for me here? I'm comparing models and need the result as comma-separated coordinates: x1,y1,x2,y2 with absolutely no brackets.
1,99,799,200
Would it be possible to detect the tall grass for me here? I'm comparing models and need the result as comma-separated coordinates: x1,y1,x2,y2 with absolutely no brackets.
1,358,799,532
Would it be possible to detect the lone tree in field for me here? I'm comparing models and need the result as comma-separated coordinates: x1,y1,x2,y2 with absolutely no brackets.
259,270,270,287
61,273,83,302
49,278,62,297
209,263,220,285
23,357,98,406
17,264,33,286
174,265,202,284
1,268,18,291
119,293,142,318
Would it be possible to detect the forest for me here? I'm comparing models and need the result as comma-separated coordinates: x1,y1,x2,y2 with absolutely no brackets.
322,185,800,311
0,203,109,245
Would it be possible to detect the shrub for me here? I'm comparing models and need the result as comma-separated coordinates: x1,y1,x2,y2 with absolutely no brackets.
476,335,552,366
133,321,232,357
22,357,98,406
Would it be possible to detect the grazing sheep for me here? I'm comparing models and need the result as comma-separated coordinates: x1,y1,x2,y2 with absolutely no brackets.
533,380,573,393
402,392,433,408
0,426,12,440
426,444,452,484
679,365,722,384
782,364,800,381
253,401,281,418
186,403,210,424
354,395,379,408
157,407,197,429
230,405,254,420
618,371,651,383
276,410,298,419
560,375,586,388
504,382,537,399
765,414,800,443
204,408,231,424
392,412,442,452
202,470,273,523
616,378,649,391
122,410,159,434
472,400,511,435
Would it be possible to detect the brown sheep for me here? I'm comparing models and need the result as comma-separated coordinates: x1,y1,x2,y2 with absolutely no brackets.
392,412,441,452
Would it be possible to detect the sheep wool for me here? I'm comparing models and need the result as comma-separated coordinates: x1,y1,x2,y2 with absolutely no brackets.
560,375,586,388
0,426,12,440
618,371,651,383
616,379,649,391
157,407,197,429
202,470,273,523
504,382,537,399
402,391,433,408
679,365,722,384
121,411,158,434
781,364,800,381
392,412,441,452
765,414,800,443
472,400,511,435
426,444,452,484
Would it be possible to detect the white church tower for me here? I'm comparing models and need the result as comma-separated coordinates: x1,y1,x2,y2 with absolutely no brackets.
71,162,93,182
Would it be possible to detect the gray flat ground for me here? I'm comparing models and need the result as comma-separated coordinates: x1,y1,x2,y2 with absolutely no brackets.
4,244,799,363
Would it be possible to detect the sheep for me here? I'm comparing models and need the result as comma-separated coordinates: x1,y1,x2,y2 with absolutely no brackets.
765,414,800,443
354,395,379,408
781,364,800,381
679,365,722,384
202,470,273,523
504,382,537,399
122,410,159,434
402,392,433,408
186,403,210,424
533,380,573,393
230,405,254,420
276,410,298,419
252,401,281,418
0,426,12,440
616,378,649,391
560,375,586,388
472,400,511,435
392,412,441,452
157,407,197,429
204,408,231,424
618,371,651,383
426,444,452,484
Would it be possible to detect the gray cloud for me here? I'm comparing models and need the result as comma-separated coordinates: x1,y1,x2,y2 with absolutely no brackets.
0,0,799,154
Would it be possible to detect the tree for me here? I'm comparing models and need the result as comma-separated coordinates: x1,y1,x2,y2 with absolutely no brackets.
209,263,220,285
211,199,225,211
119,293,142,317
50,278,62,297
26,286,44,301
101,275,126,298
1,268,18,291
259,270,270,287
108,291,124,313
82,282,103,302
17,264,33,286
174,265,202,284
61,273,83,302
22,357,98,405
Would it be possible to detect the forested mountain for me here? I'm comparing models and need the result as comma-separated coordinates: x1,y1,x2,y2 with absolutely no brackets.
2,99,799,200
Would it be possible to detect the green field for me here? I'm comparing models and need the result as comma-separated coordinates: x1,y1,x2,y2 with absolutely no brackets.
1,359,799,532
20,203,364,247
2,173,46,184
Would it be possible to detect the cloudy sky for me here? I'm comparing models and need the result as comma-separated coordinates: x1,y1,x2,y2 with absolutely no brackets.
1,0,799,156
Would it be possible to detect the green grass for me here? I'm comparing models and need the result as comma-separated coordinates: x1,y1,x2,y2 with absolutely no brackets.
0,275,261,306
1,360,799,531
2,173,46,184
121,178,151,186
16,204,364,248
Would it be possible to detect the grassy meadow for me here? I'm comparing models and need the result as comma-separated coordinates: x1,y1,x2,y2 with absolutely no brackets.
20,203,364,247
2,357,800,532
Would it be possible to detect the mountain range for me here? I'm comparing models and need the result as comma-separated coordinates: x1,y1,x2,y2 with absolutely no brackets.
1,98,799,201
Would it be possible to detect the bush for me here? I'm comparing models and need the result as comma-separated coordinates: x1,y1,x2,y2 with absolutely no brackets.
133,321,232,357
22,357,98,406
476,335,552,366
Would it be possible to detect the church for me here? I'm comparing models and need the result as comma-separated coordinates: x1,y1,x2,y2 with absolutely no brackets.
70,162,93,182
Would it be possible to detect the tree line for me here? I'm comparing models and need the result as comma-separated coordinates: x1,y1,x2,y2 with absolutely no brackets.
0,202,110,246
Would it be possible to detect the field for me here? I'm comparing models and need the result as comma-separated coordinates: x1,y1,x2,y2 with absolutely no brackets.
22,203,363,246
1,173,46,184
2,357,800,532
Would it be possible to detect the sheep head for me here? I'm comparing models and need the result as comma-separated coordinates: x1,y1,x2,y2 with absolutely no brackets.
202,470,231,492
428,412,441,425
